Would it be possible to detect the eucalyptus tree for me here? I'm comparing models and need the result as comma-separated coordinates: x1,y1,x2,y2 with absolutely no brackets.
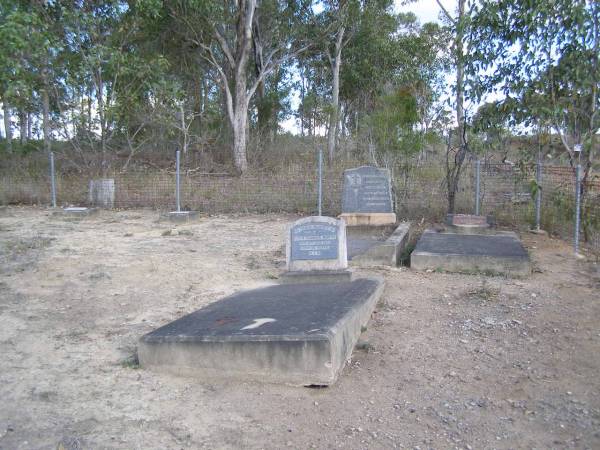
468,0,600,181
140,0,313,174
0,1,64,154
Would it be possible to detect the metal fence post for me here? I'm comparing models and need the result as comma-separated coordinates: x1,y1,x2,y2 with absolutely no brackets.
475,158,481,216
574,164,581,256
535,158,542,231
49,151,57,208
175,149,181,212
317,146,323,216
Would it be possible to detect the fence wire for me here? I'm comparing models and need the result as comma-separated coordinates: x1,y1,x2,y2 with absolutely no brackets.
1,158,599,255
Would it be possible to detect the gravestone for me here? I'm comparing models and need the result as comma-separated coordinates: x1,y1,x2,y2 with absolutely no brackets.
340,166,396,226
283,216,350,283
88,179,115,208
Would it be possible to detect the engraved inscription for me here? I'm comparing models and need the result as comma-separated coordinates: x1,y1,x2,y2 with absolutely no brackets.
342,166,393,213
291,223,338,260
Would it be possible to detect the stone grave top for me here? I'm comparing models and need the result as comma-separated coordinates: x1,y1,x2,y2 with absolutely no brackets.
286,216,348,273
342,166,393,214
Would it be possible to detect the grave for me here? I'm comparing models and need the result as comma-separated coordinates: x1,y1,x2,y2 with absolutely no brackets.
340,166,396,226
138,277,384,386
162,210,199,223
411,229,531,277
349,222,410,266
281,216,351,283
339,166,409,266
88,179,115,208
52,206,98,218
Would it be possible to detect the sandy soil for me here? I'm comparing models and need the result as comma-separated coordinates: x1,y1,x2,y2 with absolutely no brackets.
0,207,599,450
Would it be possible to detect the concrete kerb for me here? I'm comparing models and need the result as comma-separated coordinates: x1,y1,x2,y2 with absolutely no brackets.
351,222,411,267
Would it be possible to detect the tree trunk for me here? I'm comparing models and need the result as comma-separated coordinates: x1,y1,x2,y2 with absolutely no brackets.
445,0,467,215
42,85,51,154
3,103,12,152
27,111,32,140
327,26,345,166
19,110,27,145
232,79,249,174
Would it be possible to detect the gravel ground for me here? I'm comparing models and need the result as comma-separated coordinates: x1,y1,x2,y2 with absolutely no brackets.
0,206,599,449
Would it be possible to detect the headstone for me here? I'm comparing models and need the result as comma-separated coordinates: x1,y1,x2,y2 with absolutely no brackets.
340,166,396,226
285,216,348,275
88,179,115,208
342,166,393,213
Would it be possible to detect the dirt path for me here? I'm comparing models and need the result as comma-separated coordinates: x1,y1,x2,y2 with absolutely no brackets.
0,207,599,449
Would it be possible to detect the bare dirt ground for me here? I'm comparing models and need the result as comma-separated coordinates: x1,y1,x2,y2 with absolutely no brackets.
0,206,599,450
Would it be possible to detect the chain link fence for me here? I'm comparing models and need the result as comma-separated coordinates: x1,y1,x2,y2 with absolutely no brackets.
1,153,599,255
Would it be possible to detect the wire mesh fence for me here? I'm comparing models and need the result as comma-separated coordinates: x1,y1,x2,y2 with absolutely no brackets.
1,154,599,255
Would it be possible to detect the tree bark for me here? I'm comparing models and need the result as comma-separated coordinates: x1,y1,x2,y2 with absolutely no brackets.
19,110,27,145
3,103,12,152
327,26,345,166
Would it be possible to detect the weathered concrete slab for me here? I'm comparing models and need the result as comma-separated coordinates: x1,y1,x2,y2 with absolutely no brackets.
52,207,98,218
162,211,199,223
411,229,530,277
348,223,410,267
138,277,384,386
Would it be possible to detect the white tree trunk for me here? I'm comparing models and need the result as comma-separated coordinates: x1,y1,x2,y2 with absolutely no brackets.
327,26,345,165
3,103,12,152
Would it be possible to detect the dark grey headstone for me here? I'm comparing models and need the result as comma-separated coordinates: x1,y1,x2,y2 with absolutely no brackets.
286,216,348,272
291,222,338,260
342,166,393,213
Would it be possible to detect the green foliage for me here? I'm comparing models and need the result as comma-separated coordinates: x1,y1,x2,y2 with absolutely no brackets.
369,86,421,157
468,0,600,165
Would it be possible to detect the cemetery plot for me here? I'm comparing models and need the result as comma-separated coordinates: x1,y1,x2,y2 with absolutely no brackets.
139,278,384,386
1,207,598,449
411,229,531,277
340,166,396,226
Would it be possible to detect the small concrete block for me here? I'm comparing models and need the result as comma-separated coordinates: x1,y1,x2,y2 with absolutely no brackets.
279,270,353,284
53,207,98,218
138,277,384,386
411,229,531,277
446,213,490,227
164,211,199,223
352,222,410,266
528,228,548,236
340,213,397,227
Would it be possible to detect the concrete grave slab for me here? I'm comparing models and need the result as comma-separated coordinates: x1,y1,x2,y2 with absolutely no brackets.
411,229,530,277
52,207,98,218
340,166,396,226
138,277,384,386
350,222,410,267
162,211,199,223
